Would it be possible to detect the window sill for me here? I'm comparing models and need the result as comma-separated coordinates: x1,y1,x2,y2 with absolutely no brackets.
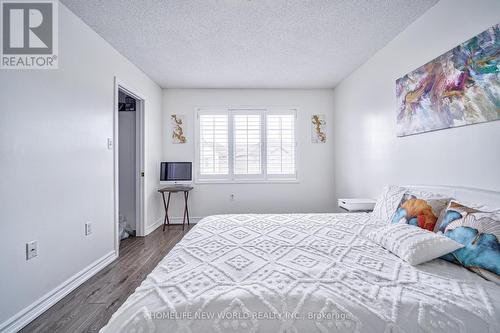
194,179,299,185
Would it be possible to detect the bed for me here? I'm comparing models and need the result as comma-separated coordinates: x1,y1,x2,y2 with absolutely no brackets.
101,186,500,333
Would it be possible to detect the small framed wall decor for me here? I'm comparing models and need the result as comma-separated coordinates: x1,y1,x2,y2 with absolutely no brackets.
311,114,326,143
170,114,186,144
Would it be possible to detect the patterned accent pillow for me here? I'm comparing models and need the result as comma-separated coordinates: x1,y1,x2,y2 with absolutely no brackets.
372,185,406,223
436,200,500,283
391,193,449,231
367,223,463,265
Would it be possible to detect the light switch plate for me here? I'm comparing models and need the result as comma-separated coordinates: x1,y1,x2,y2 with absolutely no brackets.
107,138,113,150
85,222,92,235
26,241,37,260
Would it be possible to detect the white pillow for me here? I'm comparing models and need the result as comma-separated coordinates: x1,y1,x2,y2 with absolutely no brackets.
366,223,463,265
402,188,450,200
371,185,406,223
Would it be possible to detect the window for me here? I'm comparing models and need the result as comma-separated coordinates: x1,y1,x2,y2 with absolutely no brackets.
267,114,295,175
197,108,297,182
233,114,261,175
199,113,228,175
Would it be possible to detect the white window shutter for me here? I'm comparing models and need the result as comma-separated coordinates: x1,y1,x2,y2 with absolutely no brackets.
197,109,296,181
266,114,295,175
199,114,229,175
233,114,262,175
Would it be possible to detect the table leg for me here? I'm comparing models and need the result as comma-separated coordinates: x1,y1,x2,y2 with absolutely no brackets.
162,192,167,231
183,191,190,229
185,191,190,226
162,192,171,231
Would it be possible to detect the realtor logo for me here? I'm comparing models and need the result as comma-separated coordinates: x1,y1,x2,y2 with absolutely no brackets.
1,0,58,69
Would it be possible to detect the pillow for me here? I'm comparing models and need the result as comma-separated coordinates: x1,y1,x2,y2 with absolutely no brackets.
403,188,449,200
367,223,463,265
391,192,450,231
372,186,406,223
436,200,500,283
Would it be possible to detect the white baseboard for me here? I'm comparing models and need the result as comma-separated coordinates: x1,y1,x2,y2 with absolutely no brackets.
0,251,117,333
145,217,203,235
144,218,163,235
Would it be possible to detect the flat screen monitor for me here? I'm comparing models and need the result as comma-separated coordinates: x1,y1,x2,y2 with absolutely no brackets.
160,162,192,184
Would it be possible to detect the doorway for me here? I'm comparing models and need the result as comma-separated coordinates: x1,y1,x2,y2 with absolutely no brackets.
114,79,145,255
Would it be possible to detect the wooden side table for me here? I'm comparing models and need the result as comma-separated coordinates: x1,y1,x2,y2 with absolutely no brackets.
158,185,193,230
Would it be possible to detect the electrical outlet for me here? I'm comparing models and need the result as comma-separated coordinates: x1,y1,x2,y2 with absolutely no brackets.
26,241,37,260
85,222,92,236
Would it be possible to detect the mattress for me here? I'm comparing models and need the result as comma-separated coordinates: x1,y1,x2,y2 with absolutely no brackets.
101,213,500,333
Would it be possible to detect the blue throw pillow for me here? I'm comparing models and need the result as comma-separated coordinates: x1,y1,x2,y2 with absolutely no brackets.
437,201,500,283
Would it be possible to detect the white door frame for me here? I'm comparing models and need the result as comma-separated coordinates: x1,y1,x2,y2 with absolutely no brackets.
114,77,146,256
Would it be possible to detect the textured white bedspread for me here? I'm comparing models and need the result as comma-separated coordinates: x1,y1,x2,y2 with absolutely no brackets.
101,213,500,333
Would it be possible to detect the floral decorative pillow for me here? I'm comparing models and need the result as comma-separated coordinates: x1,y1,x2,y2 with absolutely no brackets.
436,201,500,283
391,193,449,231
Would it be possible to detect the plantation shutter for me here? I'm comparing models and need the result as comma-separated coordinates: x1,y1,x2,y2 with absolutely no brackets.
233,113,262,175
266,113,296,176
199,114,229,175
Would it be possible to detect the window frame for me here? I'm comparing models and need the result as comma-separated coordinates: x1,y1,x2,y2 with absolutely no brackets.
196,109,230,181
195,107,298,184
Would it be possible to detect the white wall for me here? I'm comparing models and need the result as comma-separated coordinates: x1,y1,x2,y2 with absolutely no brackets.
119,110,136,231
332,0,500,201
0,3,162,330
162,89,335,219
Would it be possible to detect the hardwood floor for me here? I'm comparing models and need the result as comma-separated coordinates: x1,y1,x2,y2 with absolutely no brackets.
21,225,192,333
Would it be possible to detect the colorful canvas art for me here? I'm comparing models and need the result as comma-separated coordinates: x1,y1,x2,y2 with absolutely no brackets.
396,23,500,136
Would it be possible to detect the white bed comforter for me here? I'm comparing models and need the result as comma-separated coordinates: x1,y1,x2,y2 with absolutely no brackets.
101,213,500,333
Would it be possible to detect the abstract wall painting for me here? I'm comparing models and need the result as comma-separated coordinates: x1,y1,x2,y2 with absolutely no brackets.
396,23,500,136
170,114,186,144
311,114,326,143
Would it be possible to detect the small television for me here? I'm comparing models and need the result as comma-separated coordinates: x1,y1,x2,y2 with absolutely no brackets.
160,162,192,185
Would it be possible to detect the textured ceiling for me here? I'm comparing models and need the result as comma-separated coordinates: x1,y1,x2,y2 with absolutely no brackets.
61,0,438,88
